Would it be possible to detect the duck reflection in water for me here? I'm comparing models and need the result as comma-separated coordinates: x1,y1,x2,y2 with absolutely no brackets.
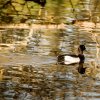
78,62,86,74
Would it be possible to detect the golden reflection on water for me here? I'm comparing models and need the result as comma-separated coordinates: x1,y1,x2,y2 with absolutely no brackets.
0,67,4,81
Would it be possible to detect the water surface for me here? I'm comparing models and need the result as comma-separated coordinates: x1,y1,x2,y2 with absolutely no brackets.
0,0,100,100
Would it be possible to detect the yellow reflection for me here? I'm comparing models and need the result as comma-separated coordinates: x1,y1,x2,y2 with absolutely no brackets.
0,68,4,81
85,61,100,78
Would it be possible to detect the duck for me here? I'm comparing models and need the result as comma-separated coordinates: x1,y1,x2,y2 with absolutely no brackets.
57,45,86,65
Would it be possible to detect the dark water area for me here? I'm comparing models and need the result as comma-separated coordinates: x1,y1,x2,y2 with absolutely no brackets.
0,0,100,100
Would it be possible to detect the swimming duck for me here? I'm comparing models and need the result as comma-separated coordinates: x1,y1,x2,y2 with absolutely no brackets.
57,45,86,65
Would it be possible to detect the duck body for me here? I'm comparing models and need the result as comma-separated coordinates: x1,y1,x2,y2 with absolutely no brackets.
57,54,85,65
57,45,86,65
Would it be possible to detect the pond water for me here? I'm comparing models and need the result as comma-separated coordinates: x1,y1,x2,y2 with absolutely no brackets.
0,23,100,100
0,0,100,100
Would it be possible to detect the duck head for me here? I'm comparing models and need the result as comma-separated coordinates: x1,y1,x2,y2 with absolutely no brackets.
78,45,86,54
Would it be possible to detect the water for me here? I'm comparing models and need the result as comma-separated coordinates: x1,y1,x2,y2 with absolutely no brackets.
0,23,100,100
0,0,100,100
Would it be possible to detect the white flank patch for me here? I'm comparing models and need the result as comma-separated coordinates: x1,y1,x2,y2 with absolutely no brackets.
64,56,80,64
